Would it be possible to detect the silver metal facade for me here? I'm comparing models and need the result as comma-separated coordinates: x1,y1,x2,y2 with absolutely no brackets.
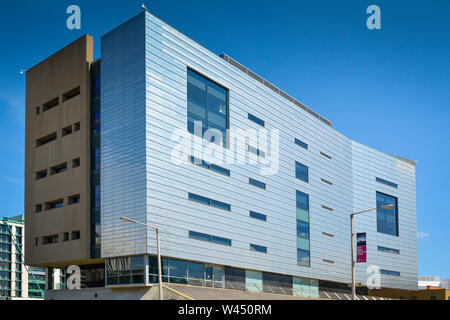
100,12,417,290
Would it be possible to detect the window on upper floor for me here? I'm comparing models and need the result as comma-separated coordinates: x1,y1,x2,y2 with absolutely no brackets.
294,138,308,150
295,162,309,183
42,97,59,112
250,244,267,253
248,113,265,127
247,145,266,158
249,211,267,221
71,231,80,240
187,69,228,147
50,163,67,175
42,235,58,245
45,199,64,210
376,192,399,236
62,125,73,137
188,193,231,211
380,269,400,276
377,246,400,254
36,132,57,147
62,86,80,102
376,177,398,189
188,231,231,246
249,178,266,190
189,156,230,176
72,158,80,168
36,169,47,180
68,194,80,205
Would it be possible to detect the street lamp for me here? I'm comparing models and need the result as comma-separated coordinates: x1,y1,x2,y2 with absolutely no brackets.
120,216,163,300
350,204,394,300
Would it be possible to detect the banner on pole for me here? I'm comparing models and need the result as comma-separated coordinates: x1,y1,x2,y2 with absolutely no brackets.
356,232,367,263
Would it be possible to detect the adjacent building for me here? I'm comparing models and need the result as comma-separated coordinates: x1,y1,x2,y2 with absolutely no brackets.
1,215,46,299
25,11,418,298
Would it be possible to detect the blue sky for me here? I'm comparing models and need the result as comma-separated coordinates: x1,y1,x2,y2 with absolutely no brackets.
0,0,448,278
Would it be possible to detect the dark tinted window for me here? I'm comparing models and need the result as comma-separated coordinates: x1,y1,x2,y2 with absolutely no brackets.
249,211,267,221
377,246,400,254
294,138,308,149
376,177,398,188
250,244,267,253
376,192,398,236
248,113,265,127
295,162,309,182
187,69,228,146
249,178,266,190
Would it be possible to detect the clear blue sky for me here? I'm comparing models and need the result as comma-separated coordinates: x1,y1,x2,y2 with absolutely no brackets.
0,0,448,278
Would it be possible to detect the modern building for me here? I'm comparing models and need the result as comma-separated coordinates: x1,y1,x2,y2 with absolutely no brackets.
25,11,417,299
1,215,47,299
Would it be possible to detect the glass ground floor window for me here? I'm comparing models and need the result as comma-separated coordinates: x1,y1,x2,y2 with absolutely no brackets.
106,256,145,285
105,254,330,299
149,256,224,288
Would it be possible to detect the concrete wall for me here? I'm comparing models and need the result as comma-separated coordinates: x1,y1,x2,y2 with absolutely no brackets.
25,35,94,267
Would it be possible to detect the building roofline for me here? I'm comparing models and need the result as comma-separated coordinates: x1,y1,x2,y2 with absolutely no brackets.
388,154,416,166
219,53,332,127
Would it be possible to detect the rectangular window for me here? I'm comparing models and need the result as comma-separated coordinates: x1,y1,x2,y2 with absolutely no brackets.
250,244,267,253
249,211,267,221
42,235,58,245
376,177,398,188
188,231,231,246
189,156,230,176
74,122,80,131
248,145,266,158
42,97,59,112
376,192,399,236
296,191,310,267
36,169,47,180
294,138,308,149
45,199,64,210
377,246,400,254
61,125,72,137
188,193,231,211
297,248,310,267
248,113,265,127
36,106,40,115
50,163,67,175
296,220,309,239
63,233,69,242
320,151,332,159
380,269,400,276
249,178,266,190
187,69,228,147
71,231,80,240
62,86,80,102
35,204,42,213
36,132,57,147
68,194,80,205
72,158,80,168
295,162,309,182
